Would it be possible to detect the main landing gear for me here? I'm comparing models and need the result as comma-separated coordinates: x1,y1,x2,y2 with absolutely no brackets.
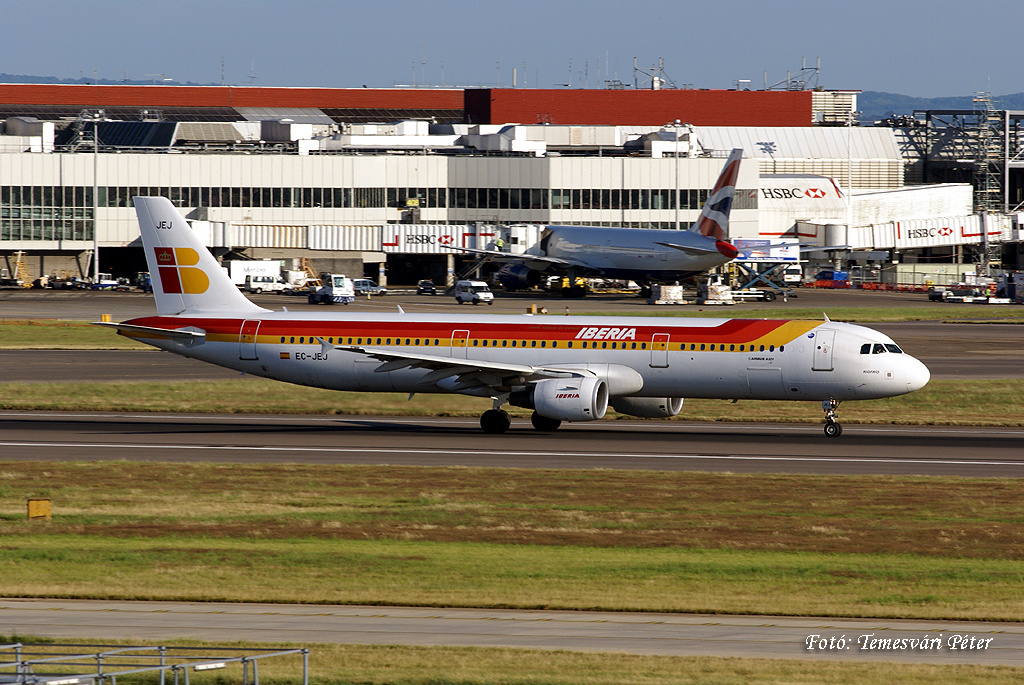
480,409,511,434
480,409,565,433
822,399,842,437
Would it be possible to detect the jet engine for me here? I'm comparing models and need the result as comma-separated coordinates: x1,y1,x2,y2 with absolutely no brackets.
609,396,684,419
497,263,543,290
511,377,608,422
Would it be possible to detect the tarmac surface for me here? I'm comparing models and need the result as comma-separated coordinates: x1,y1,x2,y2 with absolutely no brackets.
1,599,1022,666
2,412,1023,477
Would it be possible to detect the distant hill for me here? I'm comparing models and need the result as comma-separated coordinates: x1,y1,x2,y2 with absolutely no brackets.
858,91,1024,123
0,73,219,87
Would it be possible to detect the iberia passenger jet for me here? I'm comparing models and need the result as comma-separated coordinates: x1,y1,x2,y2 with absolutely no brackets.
97,197,930,437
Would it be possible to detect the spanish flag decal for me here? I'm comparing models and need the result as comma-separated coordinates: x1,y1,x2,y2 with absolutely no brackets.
280,352,290,359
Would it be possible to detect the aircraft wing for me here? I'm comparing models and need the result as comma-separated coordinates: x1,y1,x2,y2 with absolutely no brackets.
441,244,574,267
800,244,851,252
319,338,585,393
91,321,207,341
652,241,724,256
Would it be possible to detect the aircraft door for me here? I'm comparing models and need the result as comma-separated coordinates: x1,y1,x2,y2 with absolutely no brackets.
451,330,469,359
650,333,670,368
239,319,260,360
812,330,835,371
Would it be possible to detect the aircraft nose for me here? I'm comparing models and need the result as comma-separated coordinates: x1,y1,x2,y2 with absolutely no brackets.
906,356,930,393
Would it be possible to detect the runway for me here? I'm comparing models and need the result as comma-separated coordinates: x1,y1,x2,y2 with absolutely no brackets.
2,411,1022,476
1,599,1021,666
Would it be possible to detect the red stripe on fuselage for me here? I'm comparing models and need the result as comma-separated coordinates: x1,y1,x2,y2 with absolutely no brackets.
125,316,791,344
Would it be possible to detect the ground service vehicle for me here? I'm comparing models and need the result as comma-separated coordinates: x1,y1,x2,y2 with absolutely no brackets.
455,280,494,305
417,279,437,295
98,198,931,438
307,274,355,304
353,279,387,296
245,275,292,294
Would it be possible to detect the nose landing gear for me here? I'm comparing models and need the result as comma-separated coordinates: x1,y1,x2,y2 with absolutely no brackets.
822,399,842,437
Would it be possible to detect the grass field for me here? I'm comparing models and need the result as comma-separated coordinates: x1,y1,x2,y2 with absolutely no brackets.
1,463,1021,621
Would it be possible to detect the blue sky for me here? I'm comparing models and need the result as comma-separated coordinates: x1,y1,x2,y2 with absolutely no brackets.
2,0,1020,98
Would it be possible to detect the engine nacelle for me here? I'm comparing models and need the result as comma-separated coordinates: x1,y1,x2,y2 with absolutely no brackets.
609,396,684,419
519,377,608,422
497,263,543,290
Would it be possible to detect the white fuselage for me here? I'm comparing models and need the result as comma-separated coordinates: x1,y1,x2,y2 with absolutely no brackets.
124,311,930,404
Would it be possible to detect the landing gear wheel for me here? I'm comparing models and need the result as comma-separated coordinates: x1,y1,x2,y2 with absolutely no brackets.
821,399,842,438
480,409,511,434
531,412,562,432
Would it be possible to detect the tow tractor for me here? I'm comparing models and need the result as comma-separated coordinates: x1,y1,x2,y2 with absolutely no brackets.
307,274,355,304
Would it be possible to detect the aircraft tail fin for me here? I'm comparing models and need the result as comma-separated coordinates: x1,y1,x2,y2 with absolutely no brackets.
133,197,267,316
690,148,743,242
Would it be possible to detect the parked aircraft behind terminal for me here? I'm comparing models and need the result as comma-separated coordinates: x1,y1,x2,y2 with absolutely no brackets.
450,149,744,293
96,197,930,437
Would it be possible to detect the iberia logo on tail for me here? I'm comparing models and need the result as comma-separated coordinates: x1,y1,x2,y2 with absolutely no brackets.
154,247,210,294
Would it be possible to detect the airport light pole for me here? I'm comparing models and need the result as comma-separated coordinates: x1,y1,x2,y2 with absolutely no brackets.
91,110,103,284
673,119,682,230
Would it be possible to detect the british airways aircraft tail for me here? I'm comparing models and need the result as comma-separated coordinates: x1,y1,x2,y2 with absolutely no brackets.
690,148,742,257
134,197,267,317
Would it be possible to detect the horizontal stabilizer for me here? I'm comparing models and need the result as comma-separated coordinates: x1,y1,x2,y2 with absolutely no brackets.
91,321,206,341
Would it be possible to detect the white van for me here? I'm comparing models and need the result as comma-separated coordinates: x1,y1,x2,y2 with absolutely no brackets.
454,280,494,305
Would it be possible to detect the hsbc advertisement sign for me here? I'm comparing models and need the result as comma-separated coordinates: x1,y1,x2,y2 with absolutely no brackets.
756,177,847,220
381,225,496,254
760,186,834,200
894,215,1008,249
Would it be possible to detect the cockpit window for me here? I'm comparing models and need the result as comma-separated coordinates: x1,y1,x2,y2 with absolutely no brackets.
885,344,903,354
872,344,886,354
860,343,871,354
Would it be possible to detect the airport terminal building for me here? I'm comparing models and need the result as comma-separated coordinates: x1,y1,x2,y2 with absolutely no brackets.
1,84,1021,283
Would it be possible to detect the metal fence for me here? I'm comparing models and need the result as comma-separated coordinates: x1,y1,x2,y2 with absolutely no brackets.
0,644,309,685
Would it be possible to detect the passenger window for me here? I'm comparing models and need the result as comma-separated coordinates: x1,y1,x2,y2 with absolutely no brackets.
280,337,285,343
503,340,509,347
567,341,573,348
730,344,735,351
532,341,537,347
700,344,706,351
541,341,547,348
769,345,775,352
512,340,517,347
873,344,886,354
861,344,871,354
760,345,765,351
